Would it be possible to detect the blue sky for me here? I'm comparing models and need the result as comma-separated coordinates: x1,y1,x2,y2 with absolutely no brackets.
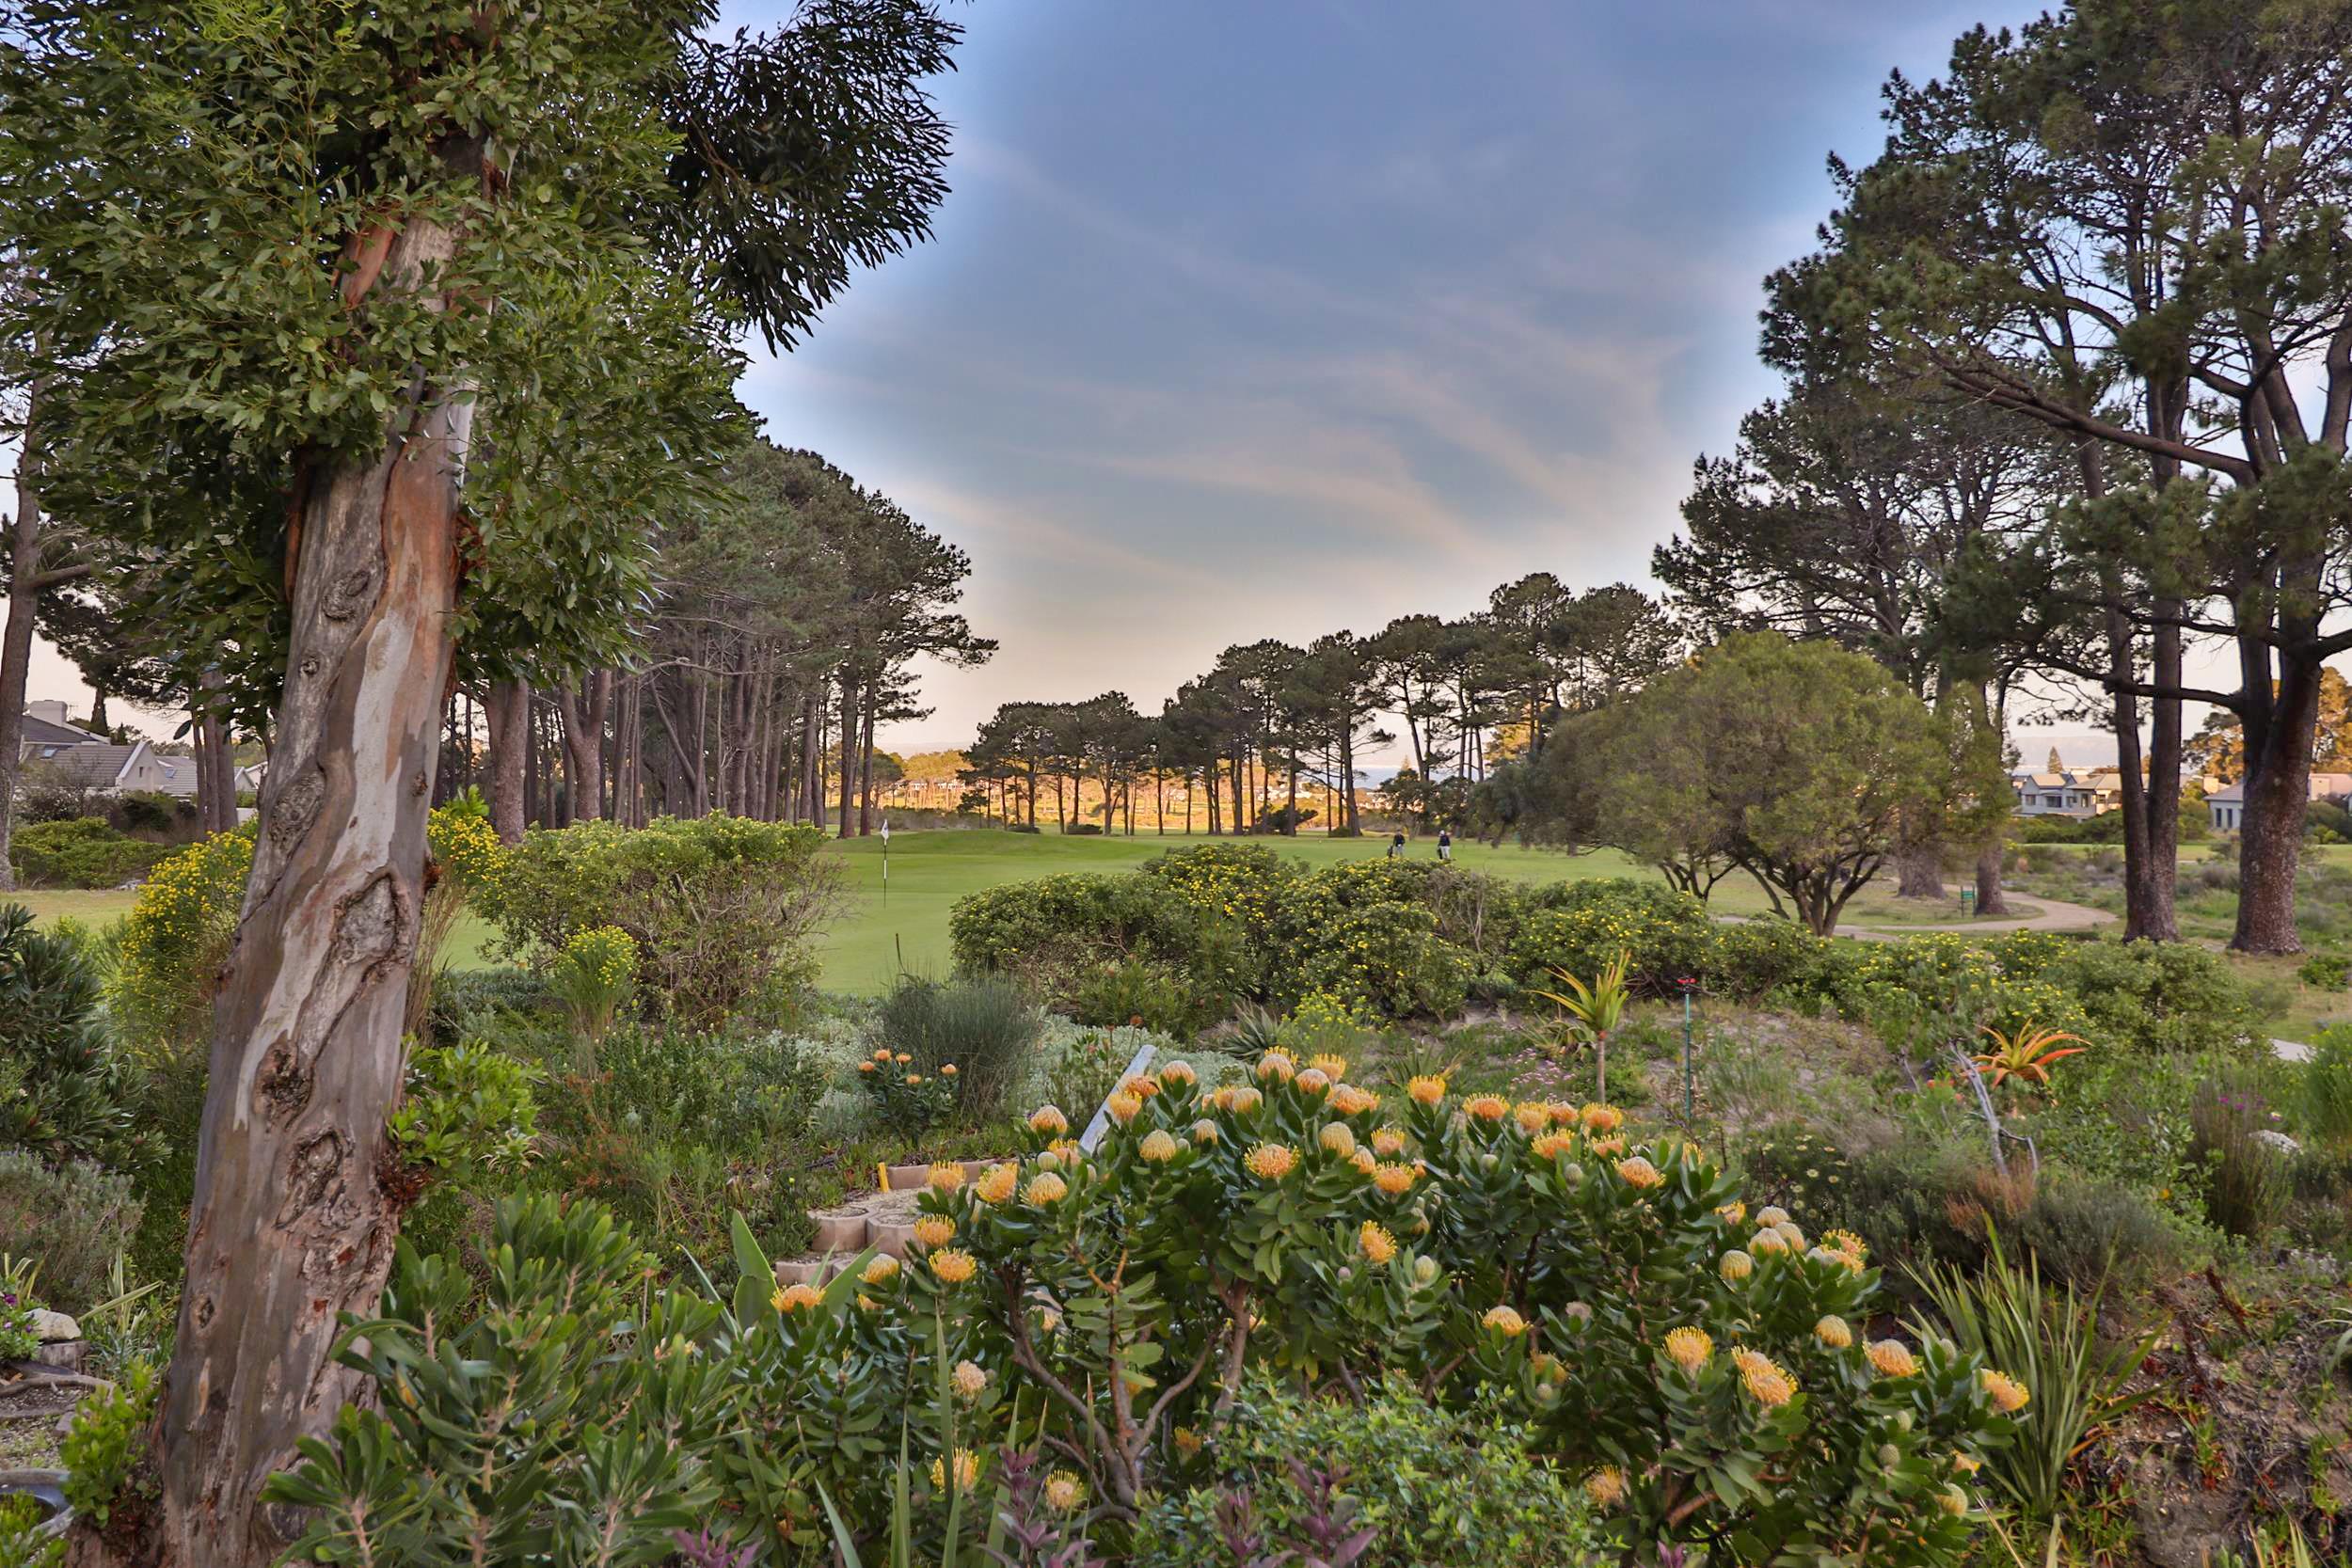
719,0,2052,752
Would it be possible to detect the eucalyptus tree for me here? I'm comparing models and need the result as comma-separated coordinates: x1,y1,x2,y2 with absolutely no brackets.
0,1,963,1557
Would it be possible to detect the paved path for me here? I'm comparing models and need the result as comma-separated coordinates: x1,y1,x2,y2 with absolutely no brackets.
1836,888,2116,941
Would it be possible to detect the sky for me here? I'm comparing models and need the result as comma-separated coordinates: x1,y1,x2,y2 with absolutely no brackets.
31,0,2144,761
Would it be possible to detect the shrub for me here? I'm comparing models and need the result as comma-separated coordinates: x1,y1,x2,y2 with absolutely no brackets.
1708,919,1824,1001
0,1256,43,1361
1509,879,1713,992
1281,897,1473,1018
950,872,1211,996
850,1049,958,1148
0,1154,142,1316
481,815,840,1024
424,967,552,1047
1135,1377,1597,1568
111,790,195,835
2008,1176,2183,1303
2189,1078,2294,1240
387,1042,542,1188
546,923,638,1040
109,826,255,1051
6,816,169,888
0,903,135,1164
1071,959,1217,1038
874,974,1041,1118
2297,950,2351,991
59,1356,160,1533
2303,1025,2352,1153
2033,941,2262,1055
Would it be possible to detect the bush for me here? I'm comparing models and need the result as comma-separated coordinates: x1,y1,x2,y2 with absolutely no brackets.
110,826,255,1051
481,815,840,1024
874,974,1042,1119
2033,940,2264,1055
950,872,1212,996
1282,896,1473,1018
6,816,169,888
1510,879,1713,992
1708,919,1826,1001
0,903,135,1164
110,790,196,835
1135,1377,1597,1568
424,967,552,1046
2304,1025,2352,1153
1071,959,1217,1037
2297,950,2351,990
0,1153,142,1316
2189,1078,2294,1240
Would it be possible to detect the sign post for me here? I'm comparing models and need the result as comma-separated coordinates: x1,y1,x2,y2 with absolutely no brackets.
880,818,890,906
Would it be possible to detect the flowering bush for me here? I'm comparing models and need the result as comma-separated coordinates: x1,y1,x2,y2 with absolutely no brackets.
109,825,256,1051
547,923,638,1038
852,1048,961,1147
1511,879,1715,994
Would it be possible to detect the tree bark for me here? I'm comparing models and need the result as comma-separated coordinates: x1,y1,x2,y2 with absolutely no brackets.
0,421,43,895
553,669,610,825
2233,643,2320,954
155,202,475,1564
485,678,532,845
1893,832,1944,899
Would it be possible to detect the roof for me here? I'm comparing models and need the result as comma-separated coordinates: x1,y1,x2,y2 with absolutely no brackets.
2206,783,2243,804
18,711,101,749
2013,771,2090,789
22,742,139,791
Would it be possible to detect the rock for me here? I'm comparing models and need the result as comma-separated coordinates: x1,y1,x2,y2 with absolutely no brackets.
29,1310,76,1343
2253,1129,2301,1156
32,1340,83,1373
2271,1037,2314,1064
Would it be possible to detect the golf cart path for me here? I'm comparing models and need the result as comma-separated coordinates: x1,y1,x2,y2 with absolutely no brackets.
1836,889,2116,940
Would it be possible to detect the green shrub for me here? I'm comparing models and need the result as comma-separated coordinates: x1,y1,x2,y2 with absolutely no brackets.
60,1356,160,1532
2297,950,2351,990
0,903,135,1164
1509,879,1713,992
545,923,637,1040
2303,1025,2352,1153
0,1493,59,1568
1135,1377,1597,1568
874,974,1041,1118
1282,896,1473,1018
109,790,194,835
2009,1176,2184,1303
424,966,552,1046
0,1256,43,1361
949,871,1211,995
109,826,254,1051
2033,941,2263,1055
0,1154,142,1316
388,1042,541,1187
481,815,839,1024
2189,1079,2294,1240
1070,958,1217,1037
5,816,169,889
1708,919,1824,1001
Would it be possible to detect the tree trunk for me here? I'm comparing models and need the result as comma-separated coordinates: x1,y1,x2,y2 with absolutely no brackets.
485,678,532,845
0,377,50,895
553,670,610,825
857,689,876,836
2233,645,2320,955
1893,829,1943,899
155,205,474,1564
1973,842,2009,918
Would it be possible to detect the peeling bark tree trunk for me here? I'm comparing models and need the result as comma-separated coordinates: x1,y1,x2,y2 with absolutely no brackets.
485,677,531,845
0,410,43,895
154,207,475,1565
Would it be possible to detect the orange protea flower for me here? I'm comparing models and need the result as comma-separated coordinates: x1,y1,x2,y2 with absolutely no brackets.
1580,1102,1624,1134
1716,1199,1746,1226
1406,1075,1447,1105
1330,1084,1379,1116
951,1359,988,1402
1824,1227,1868,1266
895,1053,913,1065
1463,1093,1511,1122
1191,1118,1222,1145
1813,1315,1853,1350
927,1162,965,1192
1358,1221,1397,1265
1307,1053,1349,1079
1586,1134,1628,1159
1048,1139,1085,1166
1138,1129,1181,1164
1582,1465,1627,1508
903,1074,924,1086
1371,1126,1407,1157
1295,1067,1332,1096
1224,1085,1263,1115
1157,1060,1198,1089
1350,1147,1377,1175
975,1164,1018,1205
1120,1073,1159,1099
1756,1204,1790,1227
1373,1162,1418,1196
1043,1470,1085,1512
1481,1305,1528,1338
1244,1142,1298,1180
940,1063,959,1078
1773,1220,1807,1250
1530,1129,1577,1161
1980,1370,2030,1413
930,1248,977,1285
930,1449,981,1491
1734,1348,1795,1407
1028,1105,1070,1137
1663,1325,1713,1373
1867,1339,1919,1378
1718,1249,1754,1284
1750,1228,1790,1257
873,1046,894,1062
1106,1090,1144,1125
1256,1051,1296,1084
857,1060,877,1075
1514,1101,1552,1135
1615,1156,1665,1190
1025,1172,1069,1206
851,1249,899,1286
912,1214,956,1250
1318,1122,1357,1158
771,1282,823,1315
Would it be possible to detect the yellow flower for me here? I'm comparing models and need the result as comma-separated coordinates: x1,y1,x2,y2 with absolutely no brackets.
1139,1129,1181,1163
861,1255,901,1286
1371,1126,1407,1157
1814,1315,1853,1350
1750,1228,1789,1257
1463,1094,1510,1122
1295,1068,1332,1096
1107,1090,1144,1125
1353,1220,1399,1265
1823,1227,1868,1266
930,1248,977,1285
912,1214,956,1250
1774,1220,1807,1250
1938,1485,1970,1517
1244,1143,1298,1180
1953,1452,1982,1476
1120,1073,1159,1100
930,1449,981,1492
1307,1053,1349,1079
1157,1060,1198,1089
975,1164,1018,1205
1980,1369,2030,1413
1514,1101,1552,1135
1716,1199,1746,1226
1029,1105,1070,1137
1025,1172,1069,1206
1615,1156,1665,1190
1374,1162,1418,1196
1330,1084,1378,1116
1256,1051,1296,1084
1734,1349,1796,1407
951,1359,988,1402
1043,1470,1085,1512
1580,1102,1624,1134
1173,1426,1204,1458
927,1162,965,1192
1867,1340,1919,1378
1582,1465,1627,1508
1530,1129,1577,1161
1191,1118,1222,1145
1224,1085,1263,1116
1664,1325,1713,1373
1756,1204,1790,1228
1406,1075,1447,1106
771,1282,823,1315
1586,1133,1627,1158
1482,1305,1528,1338
1318,1122,1357,1158
1719,1249,1754,1284
1349,1147,1377,1175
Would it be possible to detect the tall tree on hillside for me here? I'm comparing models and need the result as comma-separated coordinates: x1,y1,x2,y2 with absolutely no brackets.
1283,631,1391,834
0,2,962,1557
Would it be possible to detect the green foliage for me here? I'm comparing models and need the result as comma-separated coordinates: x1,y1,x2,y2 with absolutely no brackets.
851,1050,960,1149
2303,1025,2352,1153
4,817,169,889
1511,879,1714,993
2189,1079,2294,1241
0,1495,60,1568
108,827,255,1051
1135,1377,1597,1568
949,870,1220,997
2031,941,2262,1056
387,1043,541,1187
59,1356,160,1529
0,1155,142,1318
546,923,639,1039
874,974,1042,1118
482,816,840,1024
0,903,134,1164
1070,959,1217,1038
2296,950,2350,990
0,1256,43,1361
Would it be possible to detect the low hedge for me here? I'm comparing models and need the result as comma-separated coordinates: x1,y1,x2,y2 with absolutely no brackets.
7,816,172,889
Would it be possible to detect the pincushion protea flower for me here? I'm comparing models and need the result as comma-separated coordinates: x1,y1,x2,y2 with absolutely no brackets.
1580,1102,1624,1133
1756,1204,1790,1228
930,1248,977,1285
1582,1465,1626,1507
1222,1085,1263,1115
1867,1339,1919,1378
1028,1105,1070,1136
1514,1101,1552,1134
1716,1199,1746,1226
1615,1155,1665,1190
1406,1074,1447,1105
1106,1090,1143,1125
1191,1118,1221,1145
1938,1485,1970,1517
1120,1073,1159,1099
771,1282,823,1314
1813,1314,1852,1349
1823,1227,1868,1266
1411,1256,1440,1286
1295,1068,1331,1096
1463,1093,1511,1122
861,1254,901,1286
1371,1126,1407,1156
1350,1147,1377,1175
1256,1051,1296,1084
974,1164,1018,1204
1774,1220,1807,1250
1732,1347,1795,1406
1373,1162,1418,1196
1663,1325,1713,1372
1358,1221,1397,1265
1531,1130,1577,1161
1024,1172,1069,1205
1173,1426,1204,1457
1482,1305,1528,1337
930,1449,981,1491
1138,1130,1181,1163
1718,1249,1754,1284
951,1359,987,1402
1157,1060,1197,1088
1330,1084,1378,1116
1244,1142,1298,1180
1043,1470,1085,1512
1953,1452,1982,1476
1307,1053,1348,1078
927,1162,964,1192
1317,1122,1357,1158
1750,1228,1790,1256
1980,1369,2030,1412
912,1214,956,1250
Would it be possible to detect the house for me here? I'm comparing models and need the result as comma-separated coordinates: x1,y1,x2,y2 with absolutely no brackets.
2206,772,2352,832
15,699,103,760
2010,770,2103,817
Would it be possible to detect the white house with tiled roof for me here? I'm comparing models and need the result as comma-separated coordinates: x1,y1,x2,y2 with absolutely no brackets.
2205,772,2352,832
